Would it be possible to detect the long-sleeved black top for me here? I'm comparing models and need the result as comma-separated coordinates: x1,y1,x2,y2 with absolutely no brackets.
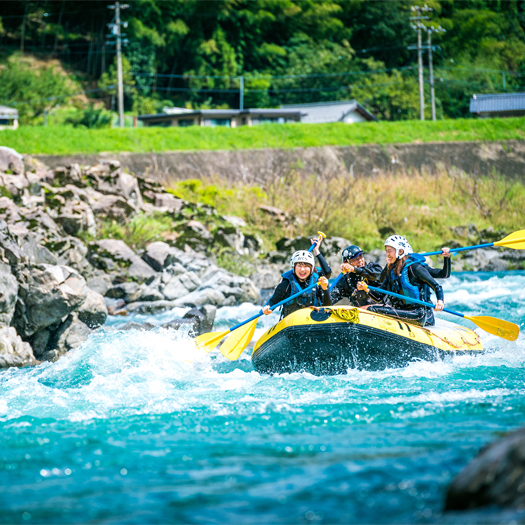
330,261,383,306
267,253,332,308
370,258,450,308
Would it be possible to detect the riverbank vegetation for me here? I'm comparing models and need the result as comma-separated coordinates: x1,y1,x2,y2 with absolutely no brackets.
2,117,525,155
167,168,525,254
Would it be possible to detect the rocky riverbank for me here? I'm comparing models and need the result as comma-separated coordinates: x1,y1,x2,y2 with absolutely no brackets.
0,145,521,369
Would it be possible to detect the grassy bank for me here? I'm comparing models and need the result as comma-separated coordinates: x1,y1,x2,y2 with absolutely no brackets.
167,169,525,256
2,117,525,155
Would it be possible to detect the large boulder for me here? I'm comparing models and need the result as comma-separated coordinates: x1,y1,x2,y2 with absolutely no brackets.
0,146,24,174
76,288,108,329
445,426,525,510
175,221,213,253
88,239,157,282
0,326,36,369
13,264,88,339
142,241,177,271
0,260,18,326
174,267,260,307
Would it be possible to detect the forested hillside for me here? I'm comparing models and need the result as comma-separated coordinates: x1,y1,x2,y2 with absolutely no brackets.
1,0,525,125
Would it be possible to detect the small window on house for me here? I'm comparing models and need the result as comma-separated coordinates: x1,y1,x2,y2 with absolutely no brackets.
203,119,231,127
178,119,194,127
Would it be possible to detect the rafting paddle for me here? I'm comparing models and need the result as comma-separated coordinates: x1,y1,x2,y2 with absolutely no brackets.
420,229,525,256
360,283,520,342
329,229,525,293
194,231,326,356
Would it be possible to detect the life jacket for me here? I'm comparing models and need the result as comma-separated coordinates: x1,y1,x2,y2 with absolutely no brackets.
388,254,432,306
279,268,320,319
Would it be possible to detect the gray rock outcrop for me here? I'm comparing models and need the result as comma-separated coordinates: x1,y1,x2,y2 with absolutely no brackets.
445,426,525,510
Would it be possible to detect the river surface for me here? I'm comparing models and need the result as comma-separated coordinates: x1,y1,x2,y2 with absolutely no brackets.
1,272,524,524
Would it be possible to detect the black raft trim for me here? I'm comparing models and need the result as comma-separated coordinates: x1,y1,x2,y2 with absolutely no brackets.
252,321,478,375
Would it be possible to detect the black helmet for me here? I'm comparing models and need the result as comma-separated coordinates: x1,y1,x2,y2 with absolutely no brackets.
342,245,365,263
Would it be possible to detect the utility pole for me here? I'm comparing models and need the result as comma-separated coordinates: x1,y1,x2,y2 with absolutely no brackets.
107,2,129,128
239,76,244,110
410,6,431,121
428,30,435,121
425,26,446,121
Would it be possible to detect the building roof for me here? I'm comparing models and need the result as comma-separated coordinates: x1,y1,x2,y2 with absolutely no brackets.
0,105,18,119
470,93,525,114
138,108,304,121
280,99,378,123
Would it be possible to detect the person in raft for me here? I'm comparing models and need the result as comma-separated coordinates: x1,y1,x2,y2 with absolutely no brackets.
356,235,451,326
262,238,332,319
329,244,383,307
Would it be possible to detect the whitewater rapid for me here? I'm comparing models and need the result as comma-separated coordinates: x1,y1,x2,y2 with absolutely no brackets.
0,271,524,524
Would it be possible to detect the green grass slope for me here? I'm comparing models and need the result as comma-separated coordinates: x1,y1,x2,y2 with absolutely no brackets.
1,117,525,156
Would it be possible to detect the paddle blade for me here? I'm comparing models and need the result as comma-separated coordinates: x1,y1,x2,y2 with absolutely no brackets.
194,330,230,352
220,319,258,361
494,229,525,250
466,315,520,341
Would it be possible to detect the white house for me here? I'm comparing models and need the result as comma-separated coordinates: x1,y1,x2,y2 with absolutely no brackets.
280,99,378,123
0,106,19,130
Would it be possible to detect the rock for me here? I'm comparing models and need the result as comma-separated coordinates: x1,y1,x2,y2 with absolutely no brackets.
0,146,24,174
259,205,287,221
142,241,177,271
174,220,213,252
213,225,245,254
223,215,246,228
0,260,18,326
90,194,138,222
178,271,201,292
162,305,217,336
161,275,190,301
128,283,165,303
125,300,179,314
445,426,525,510
152,192,184,213
49,313,92,357
88,239,157,282
460,250,510,272
13,264,88,339
77,288,108,329
250,267,282,290
173,288,227,307
175,267,260,307
104,281,140,302
117,321,157,331
0,326,36,368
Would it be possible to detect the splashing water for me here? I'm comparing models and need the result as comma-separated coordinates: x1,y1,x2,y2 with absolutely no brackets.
1,272,524,524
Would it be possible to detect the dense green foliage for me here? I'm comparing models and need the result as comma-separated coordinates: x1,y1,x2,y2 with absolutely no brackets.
1,117,524,155
1,0,525,124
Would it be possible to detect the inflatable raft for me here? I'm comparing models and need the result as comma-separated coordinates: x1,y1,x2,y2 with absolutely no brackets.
252,306,483,374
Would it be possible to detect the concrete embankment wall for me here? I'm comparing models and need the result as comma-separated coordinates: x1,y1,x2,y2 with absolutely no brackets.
34,140,525,183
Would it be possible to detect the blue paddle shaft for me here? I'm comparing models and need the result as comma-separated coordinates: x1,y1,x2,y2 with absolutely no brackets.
365,284,464,319
227,239,321,333
421,242,495,257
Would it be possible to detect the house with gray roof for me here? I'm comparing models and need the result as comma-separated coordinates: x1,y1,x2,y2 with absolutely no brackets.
0,106,19,129
469,93,525,118
280,99,378,123
138,108,304,128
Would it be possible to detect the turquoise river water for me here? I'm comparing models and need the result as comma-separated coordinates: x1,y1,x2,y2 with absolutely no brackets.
1,271,525,524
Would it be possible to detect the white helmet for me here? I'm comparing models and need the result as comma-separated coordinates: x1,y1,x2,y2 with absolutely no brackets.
290,250,315,269
384,235,413,259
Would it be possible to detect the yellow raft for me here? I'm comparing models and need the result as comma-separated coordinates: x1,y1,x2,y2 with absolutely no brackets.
252,306,483,374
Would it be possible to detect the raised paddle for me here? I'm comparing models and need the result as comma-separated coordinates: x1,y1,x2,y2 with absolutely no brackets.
194,231,326,355
360,283,520,342
420,229,525,256
329,229,525,292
